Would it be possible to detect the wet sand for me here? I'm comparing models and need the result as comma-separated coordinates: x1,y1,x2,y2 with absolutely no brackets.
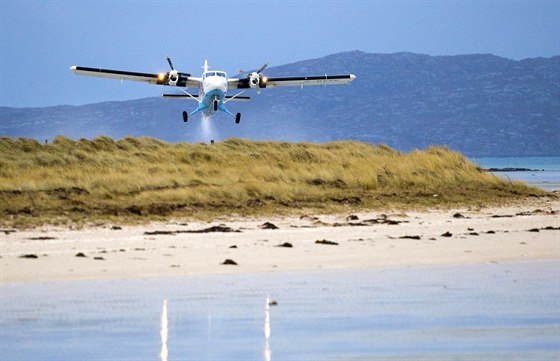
2,261,559,360
1,197,559,284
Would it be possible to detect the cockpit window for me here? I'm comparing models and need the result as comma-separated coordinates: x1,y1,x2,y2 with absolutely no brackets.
204,71,227,79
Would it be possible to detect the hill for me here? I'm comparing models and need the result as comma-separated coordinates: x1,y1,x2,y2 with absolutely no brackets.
1,51,559,156
0,137,543,227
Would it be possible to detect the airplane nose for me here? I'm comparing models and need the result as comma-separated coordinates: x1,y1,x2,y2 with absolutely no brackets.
206,77,227,92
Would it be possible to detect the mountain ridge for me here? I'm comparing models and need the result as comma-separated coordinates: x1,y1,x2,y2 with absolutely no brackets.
1,50,558,156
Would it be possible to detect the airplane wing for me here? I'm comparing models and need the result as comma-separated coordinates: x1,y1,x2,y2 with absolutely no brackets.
69,66,201,88
228,74,356,89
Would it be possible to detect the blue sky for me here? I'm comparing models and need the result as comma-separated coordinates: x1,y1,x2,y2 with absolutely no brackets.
1,0,558,108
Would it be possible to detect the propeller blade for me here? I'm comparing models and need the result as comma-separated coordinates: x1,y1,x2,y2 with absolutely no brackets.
238,63,268,75
166,56,175,71
257,63,268,74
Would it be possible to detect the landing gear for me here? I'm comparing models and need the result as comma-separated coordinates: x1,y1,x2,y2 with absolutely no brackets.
182,111,188,123
235,113,241,124
213,99,219,112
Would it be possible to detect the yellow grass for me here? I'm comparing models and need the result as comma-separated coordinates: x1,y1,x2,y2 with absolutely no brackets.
0,136,544,227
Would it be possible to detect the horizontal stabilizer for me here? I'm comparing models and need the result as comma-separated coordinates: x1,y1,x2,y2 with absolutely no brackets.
161,94,199,99
161,94,250,101
225,95,250,102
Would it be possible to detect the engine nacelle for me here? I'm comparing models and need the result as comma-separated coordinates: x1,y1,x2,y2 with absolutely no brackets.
168,70,179,86
248,72,260,88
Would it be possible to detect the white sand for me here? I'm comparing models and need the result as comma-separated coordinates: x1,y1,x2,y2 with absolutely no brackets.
1,197,558,284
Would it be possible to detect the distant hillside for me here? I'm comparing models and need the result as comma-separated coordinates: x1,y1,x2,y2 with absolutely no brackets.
1,51,559,156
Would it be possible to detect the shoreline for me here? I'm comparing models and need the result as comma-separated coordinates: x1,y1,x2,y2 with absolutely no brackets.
1,197,559,285
3,259,558,289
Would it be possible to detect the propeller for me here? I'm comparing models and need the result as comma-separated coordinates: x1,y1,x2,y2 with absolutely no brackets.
239,63,268,93
239,63,268,75
256,63,268,74
166,56,179,85
158,56,191,86
167,56,175,71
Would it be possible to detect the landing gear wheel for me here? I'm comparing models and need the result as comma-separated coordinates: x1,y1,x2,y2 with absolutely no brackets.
235,113,241,124
182,111,188,123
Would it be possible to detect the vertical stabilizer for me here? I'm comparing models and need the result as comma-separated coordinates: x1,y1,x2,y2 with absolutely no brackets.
204,59,208,73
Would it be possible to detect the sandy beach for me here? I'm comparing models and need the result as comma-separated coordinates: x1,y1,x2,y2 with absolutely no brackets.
1,197,558,284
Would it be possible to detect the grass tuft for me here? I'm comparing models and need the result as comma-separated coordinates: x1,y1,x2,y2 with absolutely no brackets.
0,136,545,228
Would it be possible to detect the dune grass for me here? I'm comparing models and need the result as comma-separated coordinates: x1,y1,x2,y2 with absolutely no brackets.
0,136,544,228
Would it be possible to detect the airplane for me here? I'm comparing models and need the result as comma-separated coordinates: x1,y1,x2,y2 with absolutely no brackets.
70,57,356,124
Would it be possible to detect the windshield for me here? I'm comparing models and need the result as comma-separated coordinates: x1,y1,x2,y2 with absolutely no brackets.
203,71,227,79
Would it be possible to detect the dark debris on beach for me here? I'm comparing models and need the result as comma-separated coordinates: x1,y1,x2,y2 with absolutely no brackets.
144,225,241,235
315,239,339,246
259,222,279,230
399,235,422,240
276,242,293,248
221,259,238,265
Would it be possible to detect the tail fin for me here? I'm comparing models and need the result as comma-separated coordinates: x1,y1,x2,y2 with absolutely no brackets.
204,60,208,73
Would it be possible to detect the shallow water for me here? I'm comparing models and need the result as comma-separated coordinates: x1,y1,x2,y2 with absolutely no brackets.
2,261,559,360
472,156,560,192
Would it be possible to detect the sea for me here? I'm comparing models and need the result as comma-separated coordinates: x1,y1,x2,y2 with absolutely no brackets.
2,261,559,360
471,156,560,192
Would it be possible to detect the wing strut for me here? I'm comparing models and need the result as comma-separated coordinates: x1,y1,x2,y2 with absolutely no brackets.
223,90,247,104
179,88,201,103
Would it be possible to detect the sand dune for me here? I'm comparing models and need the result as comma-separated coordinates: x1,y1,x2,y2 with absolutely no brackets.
1,197,558,284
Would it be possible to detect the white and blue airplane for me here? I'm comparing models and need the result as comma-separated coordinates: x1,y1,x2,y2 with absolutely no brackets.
70,57,356,124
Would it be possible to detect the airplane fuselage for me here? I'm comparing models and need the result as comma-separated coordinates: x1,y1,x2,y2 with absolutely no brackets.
198,71,230,116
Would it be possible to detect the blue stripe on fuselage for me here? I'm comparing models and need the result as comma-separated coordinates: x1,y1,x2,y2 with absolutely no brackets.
199,88,225,116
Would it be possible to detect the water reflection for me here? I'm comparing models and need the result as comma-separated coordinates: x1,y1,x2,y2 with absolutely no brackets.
158,296,272,361
160,299,168,361
264,295,271,361
264,342,271,361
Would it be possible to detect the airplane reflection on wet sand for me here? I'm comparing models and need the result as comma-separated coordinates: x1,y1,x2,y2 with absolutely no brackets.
160,297,273,361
